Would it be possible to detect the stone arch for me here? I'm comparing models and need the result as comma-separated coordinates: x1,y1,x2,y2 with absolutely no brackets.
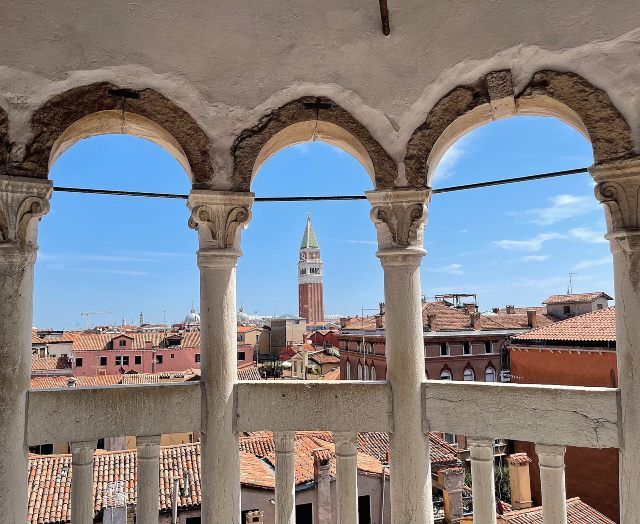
405,69,635,188
231,96,397,191
22,82,213,186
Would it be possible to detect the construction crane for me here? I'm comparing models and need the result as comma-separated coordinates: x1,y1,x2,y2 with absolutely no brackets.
80,311,114,329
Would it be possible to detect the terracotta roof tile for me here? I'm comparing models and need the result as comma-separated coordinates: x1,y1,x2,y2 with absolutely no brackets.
71,332,200,351
31,356,71,371
513,307,616,343
543,292,613,305
321,367,340,380
501,497,614,523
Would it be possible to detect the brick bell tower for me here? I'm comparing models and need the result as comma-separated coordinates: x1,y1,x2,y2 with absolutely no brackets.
298,213,324,323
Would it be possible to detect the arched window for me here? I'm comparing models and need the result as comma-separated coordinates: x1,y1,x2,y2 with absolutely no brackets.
440,369,452,380
346,361,351,380
463,368,475,381
364,365,369,381
485,366,496,383
371,366,377,381
357,363,363,380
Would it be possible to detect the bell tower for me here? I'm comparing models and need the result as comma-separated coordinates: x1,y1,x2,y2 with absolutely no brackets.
298,213,324,323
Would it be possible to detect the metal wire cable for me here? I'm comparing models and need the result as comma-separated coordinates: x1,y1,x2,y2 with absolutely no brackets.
51,166,590,202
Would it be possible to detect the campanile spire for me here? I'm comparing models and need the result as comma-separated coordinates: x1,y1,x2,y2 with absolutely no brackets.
298,213,324,323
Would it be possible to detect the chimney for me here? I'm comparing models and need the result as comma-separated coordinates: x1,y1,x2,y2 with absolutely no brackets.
340,317,348,329
437,467,464,523
426,313,437,331
144,340,153,350
375,315,383,330
492,308,500,314
507,453,533,510
313,449,332,524
527,310,538,329
506,305,515,314
379,302,385,315
463,303,477,314
67,376,77,388
244,510,264,523
470,313,481,329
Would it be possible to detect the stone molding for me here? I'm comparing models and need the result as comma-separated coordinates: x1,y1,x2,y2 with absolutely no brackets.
334,432,358,457
188,190,254,254
536,444,566,469
0,175,52,254
592,161,640,238
366,189,430,254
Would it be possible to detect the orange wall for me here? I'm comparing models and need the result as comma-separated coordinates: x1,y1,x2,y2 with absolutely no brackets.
511,347,619,522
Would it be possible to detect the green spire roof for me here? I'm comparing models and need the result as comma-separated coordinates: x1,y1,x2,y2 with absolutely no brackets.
301,212,319,249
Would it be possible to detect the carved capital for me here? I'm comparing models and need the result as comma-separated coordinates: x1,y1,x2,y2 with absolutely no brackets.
187,190,254,251
591,160,640,242
366,189,430,254
0,175,52,253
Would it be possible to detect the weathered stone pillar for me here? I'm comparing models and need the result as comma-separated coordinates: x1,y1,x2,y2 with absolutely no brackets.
313,449,332,524
437,467,464,523
275,431,296,524
335,431,358,524
136,435,161,524
0,176,51,523
536,445,567,524
188,190,254,524
592,160,640,524
468,438,496,524
71,440,97,524
366,189,433,524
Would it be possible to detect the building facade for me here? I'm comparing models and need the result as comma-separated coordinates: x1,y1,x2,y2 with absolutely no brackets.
298,213,324,323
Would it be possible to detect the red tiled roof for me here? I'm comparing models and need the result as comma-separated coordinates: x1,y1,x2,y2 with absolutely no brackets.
543,292,612,305
31,356,71,371
237,326,260,333
500,497,614,523
321,367,340,380
121,373,160,385
309,352,340,366
513,307,616,343
71,332,200,351
506,453,531,466
237,363,263,381
30,376,122,389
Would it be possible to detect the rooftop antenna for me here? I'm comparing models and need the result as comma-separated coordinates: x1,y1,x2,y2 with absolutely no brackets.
568,272,577,295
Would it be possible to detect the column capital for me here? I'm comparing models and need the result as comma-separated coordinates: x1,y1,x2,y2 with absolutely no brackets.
136,435,161,459
591,160,640,248
334,431,358,457
70,440,96,465
365,189,430,259
535,444,566,468
467,438,495,461
0,175,52,258
188,190,254,251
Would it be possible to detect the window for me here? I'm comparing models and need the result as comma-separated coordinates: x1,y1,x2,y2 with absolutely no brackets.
443,433,457,446
99,356,107,366
485,366,496,382
156,355,163,364
186,518,202,524
484,341,492,354
29,443,54,455
463,368,474,381
597,303,603,310
135,355,142,365
358,495,372,524
118,339,127,347
440,369,452,380
364,365,369,381
296,503,313,524
195,353,201,363
75,357,83,367
238,351,246,361
115,356,123,365
563,305,571,314
122,356,129,366
357,364,363,380
440,343,449,356
463,341,471,355
371,367,376,381
346,361,351,379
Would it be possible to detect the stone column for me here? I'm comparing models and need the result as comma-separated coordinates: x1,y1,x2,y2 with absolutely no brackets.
188,190,254,524
136,435,161,524
592,160,640,524
468,438,496,524
313,450,332,524
274,431,296,524
366,189,433,524
71,440,97,524
335,432,358,524
536,445,567,524
437,467,464,523
0,175,51,523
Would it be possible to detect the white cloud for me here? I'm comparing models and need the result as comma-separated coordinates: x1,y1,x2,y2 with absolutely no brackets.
493,233,565,252
572,257,611,271
569,227,607,244
432,140,466,182
520,255,550,262
428,263,464,275
510,194,599,225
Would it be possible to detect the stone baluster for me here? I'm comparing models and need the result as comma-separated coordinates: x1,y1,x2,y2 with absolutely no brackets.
536,445,567,524
335,431,359,524
468,438,496,524
188,190,254,524
366,189,433,524
136,435,161,524
275,431,296,524
70,440,97,524
592,160,640,524
0,175,51,523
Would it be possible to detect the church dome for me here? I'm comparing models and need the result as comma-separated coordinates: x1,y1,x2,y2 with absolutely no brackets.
238,307,250,324
185,307,200,324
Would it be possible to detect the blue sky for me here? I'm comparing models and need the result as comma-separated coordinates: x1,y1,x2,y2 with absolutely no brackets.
34,116,612,328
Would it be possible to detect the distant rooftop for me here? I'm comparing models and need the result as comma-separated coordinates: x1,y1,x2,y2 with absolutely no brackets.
543,292,613,305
